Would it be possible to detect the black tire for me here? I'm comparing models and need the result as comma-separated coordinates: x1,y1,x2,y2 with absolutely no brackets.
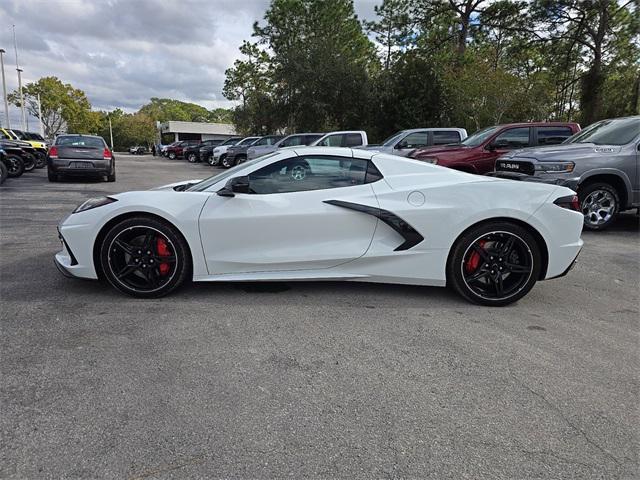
5,155,24,178
235,155,246,165
107,169,116,182
187,153,197,163
168,152,176,160
47,168,58,182
206,154,215,166
21,153,36,171
100,216,191,298
222,155,234,168
34,151,46,168
579,182,619,231
447,221,542,306
0,161,7,185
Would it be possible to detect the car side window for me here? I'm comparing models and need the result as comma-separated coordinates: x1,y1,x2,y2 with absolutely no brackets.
344,133,363,147
317,135,344,147
280,136,303,147
491,127,530,149
248,156,371,194
537,127,573,146
432,131,461,145
254,137,269,146
400,132,429,148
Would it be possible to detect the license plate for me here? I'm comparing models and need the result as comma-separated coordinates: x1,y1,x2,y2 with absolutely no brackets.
70,162,93,168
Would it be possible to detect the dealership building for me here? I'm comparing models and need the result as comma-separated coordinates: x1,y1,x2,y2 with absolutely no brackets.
158,121,237,143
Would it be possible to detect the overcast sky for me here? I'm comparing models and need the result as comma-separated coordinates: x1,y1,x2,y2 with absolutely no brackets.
0,0,379,128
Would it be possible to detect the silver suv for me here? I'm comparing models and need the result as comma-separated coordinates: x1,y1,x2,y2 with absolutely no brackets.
493,116,639,230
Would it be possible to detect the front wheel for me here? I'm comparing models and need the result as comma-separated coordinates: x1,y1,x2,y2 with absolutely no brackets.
207,154,215,166
221,155,231,168
168,152,176,160
447,221,542,306
5,155,24,178
100,217,191,298
579,183,619,231
22,153,36,171
187,153,197,163
34,152,46,168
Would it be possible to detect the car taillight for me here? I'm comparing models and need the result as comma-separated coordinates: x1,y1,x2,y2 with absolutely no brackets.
49,146,58,158
103,148,112,160
554,194,580,212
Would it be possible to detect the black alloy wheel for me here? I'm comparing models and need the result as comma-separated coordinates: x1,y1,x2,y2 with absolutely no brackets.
168,152,176,160
187,153,197,163
100,217,191,297
447,222,541,306
34,151,46,168
4,155,25,178
221,155,232,168
21,153,36,171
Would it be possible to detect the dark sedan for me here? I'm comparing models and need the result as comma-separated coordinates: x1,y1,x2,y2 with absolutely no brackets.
48,134,116,182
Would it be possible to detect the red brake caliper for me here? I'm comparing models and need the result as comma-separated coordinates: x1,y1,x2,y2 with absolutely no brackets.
156,237,171,276
465,240,486,273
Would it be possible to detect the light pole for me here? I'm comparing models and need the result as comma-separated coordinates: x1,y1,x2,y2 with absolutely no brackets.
13,25,26,130
108,114,114,149
0,48,9,129
37,93,44,137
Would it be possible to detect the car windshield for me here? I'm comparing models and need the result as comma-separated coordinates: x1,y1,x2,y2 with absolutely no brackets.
566,118,640,146
381,132,406,147
28,132,45,141
460,126,500,147
186,153,280,192
56,136,105,148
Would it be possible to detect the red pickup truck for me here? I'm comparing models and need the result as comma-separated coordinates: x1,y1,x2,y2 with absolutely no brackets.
409,122,581,174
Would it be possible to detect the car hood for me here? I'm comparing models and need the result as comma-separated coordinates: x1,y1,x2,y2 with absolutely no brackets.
504,143,622,161
411,144,469,157
151,179,203,191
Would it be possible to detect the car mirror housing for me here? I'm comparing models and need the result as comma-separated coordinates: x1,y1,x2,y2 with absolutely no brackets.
217,176,251,197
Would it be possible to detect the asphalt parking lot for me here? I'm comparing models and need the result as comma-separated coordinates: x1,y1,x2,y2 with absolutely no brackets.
1,154,638,479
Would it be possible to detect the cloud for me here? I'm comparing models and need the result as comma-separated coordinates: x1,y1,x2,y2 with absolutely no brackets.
0,0,379,128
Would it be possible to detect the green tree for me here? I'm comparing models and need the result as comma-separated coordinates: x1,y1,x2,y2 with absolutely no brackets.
252,0,376,131
8,76,95,137
138,98,211,123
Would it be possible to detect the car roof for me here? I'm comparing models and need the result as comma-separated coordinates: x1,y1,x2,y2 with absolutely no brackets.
494,122,580,128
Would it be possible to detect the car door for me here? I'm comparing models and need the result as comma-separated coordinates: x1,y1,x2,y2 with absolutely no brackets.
394,131,429,156
478,127,531,173
198,154,380,274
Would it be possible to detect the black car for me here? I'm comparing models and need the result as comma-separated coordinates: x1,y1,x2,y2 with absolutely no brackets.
184,139,223,163
0,139,33,174
48,134,116,182
225,135,284,166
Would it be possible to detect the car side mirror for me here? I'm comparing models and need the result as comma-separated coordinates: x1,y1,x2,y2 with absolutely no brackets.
217,175,250,197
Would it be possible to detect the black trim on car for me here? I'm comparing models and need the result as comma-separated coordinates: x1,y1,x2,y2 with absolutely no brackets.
323,200,424,251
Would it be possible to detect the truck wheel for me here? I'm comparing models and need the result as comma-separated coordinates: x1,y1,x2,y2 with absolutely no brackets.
5,155,24,178
579,182,619,231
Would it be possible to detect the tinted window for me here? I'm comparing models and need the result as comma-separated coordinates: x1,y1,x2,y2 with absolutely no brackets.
220,137,241,146
461,126,500,147
55,136,105,148
537,127,573,145
248,156,370,194
400,132,429,148
344,133,364,147
303,134,323,145
567,118,640,145
280,135,306,147
433,131,461,145
317,134,344,147
492,127,530,149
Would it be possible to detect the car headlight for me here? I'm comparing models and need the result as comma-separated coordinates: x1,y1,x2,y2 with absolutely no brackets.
421,157,438,164
73,196,117,213
534,162,575,173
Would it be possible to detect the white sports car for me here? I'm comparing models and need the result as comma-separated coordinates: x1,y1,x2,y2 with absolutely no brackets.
55,147,584,306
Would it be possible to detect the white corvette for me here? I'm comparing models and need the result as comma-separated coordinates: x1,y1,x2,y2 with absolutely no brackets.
55,147,583,306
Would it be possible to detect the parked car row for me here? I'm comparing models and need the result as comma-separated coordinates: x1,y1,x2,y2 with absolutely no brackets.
164,117,638,231
0,128,50,185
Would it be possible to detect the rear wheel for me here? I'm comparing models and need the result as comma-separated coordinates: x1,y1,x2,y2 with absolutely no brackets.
21,153,36,171
100,217,191,298
107,169,116,182
579,182,619,231
47,168,58,182
5,155,24,178
168,152,176,160
447,221,541,306
34,152,46,168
